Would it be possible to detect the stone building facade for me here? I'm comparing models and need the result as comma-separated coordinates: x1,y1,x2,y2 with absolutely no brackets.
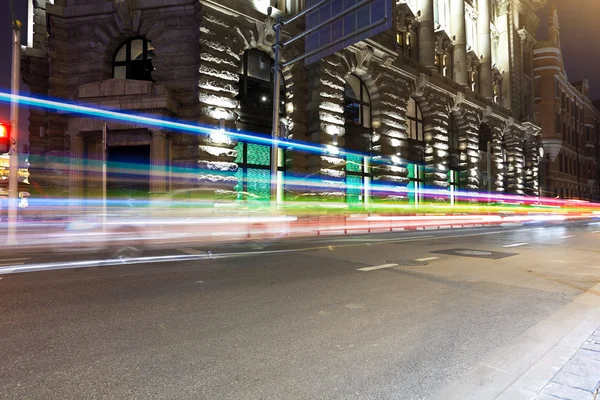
21,0,545,205
533,6,600,201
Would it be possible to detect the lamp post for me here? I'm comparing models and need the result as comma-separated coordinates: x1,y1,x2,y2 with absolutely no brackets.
7,0,21,245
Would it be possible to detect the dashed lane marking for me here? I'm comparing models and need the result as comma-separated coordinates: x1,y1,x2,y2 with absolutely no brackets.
560,235,574,239
0,262,26,267
357,263,398,272
502,243,529,248
592,231,600,234
415,257,439,262
177,248,207,255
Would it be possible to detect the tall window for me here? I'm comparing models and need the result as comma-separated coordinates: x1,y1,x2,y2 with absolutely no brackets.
407,97,424,142
113,38,155,81
465,6,478,53
435,52,451,78
344,74,371,129
238,49,285,133
434,0,451,33
407,97,425,163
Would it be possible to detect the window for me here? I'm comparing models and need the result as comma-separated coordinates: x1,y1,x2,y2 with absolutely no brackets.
238,49,285,133
434,0,451,33
435,52,451,77
113,38,155,81
469,69,479,93
239,49,285,113
465,6,478,53
407,97,424,142
493,79,502,104
344,74,371,129
233,142,285,202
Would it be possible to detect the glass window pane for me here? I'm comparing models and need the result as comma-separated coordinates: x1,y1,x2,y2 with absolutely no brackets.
345,101,360,125
363,106,371,128
113,65,126,79
416,102,422,120
247,50,272,82
115,44,127,62
246,143,271,166
345,75,361,101
130,39,144,61
407,98,416,119
361,82,371,103
411,121,417,139
147,42,155,59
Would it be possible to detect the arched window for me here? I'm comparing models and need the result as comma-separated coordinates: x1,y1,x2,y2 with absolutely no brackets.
113,38,155,81
344,74,371,129
237,49,285,133
407,97,424,142
479,124,492,152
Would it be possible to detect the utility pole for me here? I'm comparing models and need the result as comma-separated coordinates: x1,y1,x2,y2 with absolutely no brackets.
270,8,282,210
7,0,21,245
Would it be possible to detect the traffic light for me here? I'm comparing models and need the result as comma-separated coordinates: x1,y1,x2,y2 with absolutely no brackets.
0,122,10,154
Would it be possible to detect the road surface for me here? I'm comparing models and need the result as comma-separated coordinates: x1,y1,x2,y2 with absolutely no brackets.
1,221,600,399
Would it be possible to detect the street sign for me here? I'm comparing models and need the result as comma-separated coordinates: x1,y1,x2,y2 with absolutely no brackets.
304,0,392,65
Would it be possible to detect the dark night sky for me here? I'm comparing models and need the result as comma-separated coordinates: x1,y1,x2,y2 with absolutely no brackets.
0,0,598,126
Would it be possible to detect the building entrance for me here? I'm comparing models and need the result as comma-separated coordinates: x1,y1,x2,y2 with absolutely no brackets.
107,145,150,201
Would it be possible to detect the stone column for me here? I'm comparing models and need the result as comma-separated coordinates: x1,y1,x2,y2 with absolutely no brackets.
418,0,436,69
478,0,493,98
450,0,468,86
68,132,85,211
150,130,168,194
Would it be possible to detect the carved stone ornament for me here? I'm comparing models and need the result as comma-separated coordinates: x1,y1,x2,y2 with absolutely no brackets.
256,17,275,47
480,106,493,124
356,46,375,70
451,92,465,113
381,55,394,67
502,117,514,139
414,73,429,96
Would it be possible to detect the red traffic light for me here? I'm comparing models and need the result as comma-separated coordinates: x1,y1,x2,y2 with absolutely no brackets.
0,123,8,138
0,122,10,153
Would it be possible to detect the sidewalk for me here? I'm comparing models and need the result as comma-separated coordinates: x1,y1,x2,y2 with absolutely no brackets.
533,328,600,400
432,282,600,400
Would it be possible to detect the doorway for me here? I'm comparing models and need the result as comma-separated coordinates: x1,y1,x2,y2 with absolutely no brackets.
107,145,150,201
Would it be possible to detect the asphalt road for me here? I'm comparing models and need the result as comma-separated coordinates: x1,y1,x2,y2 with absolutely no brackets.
1,221,600,399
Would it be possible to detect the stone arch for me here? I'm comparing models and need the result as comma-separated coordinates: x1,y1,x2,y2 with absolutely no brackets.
447,98,480,191
524,135,541,196
410,85,453,191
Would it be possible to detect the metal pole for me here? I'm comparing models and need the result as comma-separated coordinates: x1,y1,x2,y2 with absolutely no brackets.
102,123,107,233
270,14,282,209
487,141,492,194
6,19,21,245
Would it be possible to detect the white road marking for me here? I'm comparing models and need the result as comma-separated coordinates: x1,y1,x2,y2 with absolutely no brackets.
560,235,574,239
502,243,529,248
416,257,439,262
0,262,26,267
592,231,600,234
357,263,398,272
177,248,207,255
328,235,435,243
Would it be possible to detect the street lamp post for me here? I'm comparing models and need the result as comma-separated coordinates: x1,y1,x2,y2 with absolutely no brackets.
7,2,21,245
